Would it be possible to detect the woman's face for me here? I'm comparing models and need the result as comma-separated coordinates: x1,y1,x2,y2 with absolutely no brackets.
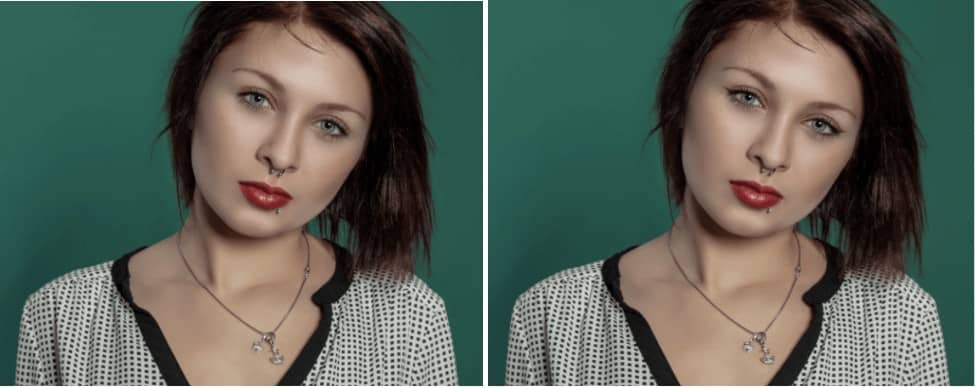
190,21,372,237
681,19,863,237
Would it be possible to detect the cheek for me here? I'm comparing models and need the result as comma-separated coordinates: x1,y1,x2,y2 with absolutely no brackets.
303,139,368,201
191,98,265,176
792,141,857,205
681,94,755,184
200,97,264,148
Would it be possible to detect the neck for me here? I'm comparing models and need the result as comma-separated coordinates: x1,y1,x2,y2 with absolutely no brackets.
669,194,801,294
177,191,310,293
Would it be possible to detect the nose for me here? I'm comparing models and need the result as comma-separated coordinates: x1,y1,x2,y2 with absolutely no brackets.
256,117,302,177
746,116,791,175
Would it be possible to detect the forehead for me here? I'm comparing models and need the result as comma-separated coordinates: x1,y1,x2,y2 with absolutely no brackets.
702,19,863,117
210,20,372,115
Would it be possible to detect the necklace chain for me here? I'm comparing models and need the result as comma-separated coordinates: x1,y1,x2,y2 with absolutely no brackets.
176,229,311,337
666,229,801,337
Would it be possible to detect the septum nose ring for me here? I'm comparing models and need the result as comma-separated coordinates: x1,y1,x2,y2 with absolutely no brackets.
269,167,286,178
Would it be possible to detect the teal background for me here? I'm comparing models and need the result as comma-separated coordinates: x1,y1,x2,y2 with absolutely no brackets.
0,2,481,385
489,0,973,385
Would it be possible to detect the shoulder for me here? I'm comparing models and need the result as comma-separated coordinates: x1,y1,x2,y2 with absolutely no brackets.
24,259,117,311
346,268,449,316
521,259,605,296
19,255,125,334
512,259,607,314
837,268,938,309
829,267,948,383
831,267,940,328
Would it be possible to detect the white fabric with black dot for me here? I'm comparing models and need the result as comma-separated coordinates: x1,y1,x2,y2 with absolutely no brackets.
505,241,949,385
16,242,458,385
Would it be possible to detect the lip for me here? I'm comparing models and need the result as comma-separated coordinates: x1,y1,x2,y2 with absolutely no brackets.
239,181,292,210
729,180,782,209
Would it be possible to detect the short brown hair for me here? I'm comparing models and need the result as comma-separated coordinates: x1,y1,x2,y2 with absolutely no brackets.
653,0,923,276
156,2,432,275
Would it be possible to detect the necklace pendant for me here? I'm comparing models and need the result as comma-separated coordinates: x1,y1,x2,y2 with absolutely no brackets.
742,339,753,352
752,332,767,344
270,350,284,365
251,341,263,352
759,341,775,365
749,332,775,365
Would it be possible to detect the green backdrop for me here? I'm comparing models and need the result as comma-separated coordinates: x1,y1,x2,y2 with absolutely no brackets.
0,2,482,385
488,0,973,385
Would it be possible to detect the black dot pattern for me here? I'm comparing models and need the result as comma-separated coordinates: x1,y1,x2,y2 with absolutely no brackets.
16,251,458,385
312,268,458,385
505,248,949,385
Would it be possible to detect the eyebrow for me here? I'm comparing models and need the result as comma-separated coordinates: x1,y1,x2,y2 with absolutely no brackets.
231,67,368,120
722,66,858,120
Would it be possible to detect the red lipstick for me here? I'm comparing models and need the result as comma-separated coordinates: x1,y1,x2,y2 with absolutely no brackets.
729,180,782,209
239,181,292,210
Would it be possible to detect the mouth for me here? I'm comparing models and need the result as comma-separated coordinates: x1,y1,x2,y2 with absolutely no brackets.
239,181,292,210
729,180,782,209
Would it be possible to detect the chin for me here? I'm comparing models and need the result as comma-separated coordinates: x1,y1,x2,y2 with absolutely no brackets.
197,187,286,238
230,215,283,237
714,214,780,238
694,196,790,239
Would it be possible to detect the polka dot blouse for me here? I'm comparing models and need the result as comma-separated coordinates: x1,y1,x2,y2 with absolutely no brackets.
15,241,458,385
505,241,949,385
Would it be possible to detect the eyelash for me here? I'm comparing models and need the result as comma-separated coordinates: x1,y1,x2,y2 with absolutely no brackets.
237,90,348,138
725,87,843,139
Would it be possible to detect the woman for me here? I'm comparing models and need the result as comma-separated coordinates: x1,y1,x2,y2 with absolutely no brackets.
505,0,948,385
16,2,457,385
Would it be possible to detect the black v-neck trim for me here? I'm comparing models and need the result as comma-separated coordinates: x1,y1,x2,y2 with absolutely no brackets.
110,238,352,386
601,238,844,386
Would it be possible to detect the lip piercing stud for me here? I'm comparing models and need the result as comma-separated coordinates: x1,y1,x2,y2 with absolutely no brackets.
766,208,772,214
275,209,281,215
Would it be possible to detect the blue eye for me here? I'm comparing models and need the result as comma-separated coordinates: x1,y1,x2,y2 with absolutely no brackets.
806,118,839,137
317,119,346,137
240,91,271,109
729,89,763,108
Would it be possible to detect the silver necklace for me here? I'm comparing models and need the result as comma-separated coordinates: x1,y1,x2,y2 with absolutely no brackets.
177,229,311,365
666,229,801,366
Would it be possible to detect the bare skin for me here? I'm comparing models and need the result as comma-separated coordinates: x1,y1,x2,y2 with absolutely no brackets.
126,19,371,386
618,19,862,385
127,220,336,386
619,211,827,385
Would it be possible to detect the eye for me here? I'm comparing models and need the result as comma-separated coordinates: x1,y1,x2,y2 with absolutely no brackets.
316,119,346,137
239,91,271,109
805,118,841,137
728,88,764,108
